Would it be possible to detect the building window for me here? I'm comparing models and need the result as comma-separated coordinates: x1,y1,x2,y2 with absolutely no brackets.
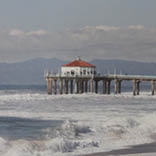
71,71,75,76
83,70,86,75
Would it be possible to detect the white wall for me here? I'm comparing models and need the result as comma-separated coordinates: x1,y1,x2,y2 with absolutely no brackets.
61,66,96,76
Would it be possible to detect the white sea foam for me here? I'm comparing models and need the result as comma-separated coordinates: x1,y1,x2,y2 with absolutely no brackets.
0,91,156,155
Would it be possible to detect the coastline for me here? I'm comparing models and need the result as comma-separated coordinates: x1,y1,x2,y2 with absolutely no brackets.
80,142,156,156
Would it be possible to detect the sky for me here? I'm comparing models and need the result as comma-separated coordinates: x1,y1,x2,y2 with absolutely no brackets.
0,0,156,62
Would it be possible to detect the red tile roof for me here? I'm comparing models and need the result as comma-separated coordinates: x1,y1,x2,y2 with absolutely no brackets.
62,60,96,68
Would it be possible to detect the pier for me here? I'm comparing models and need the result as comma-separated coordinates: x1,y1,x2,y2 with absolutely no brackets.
45,58,156,96
45,74,156,96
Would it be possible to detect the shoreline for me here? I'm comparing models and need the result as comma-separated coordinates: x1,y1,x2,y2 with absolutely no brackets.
80,142,156,156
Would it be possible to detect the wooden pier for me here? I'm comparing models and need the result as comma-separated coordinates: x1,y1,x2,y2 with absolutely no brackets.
45,74,156,96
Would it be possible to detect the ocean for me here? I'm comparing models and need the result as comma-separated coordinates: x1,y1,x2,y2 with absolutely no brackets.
0,85,156,156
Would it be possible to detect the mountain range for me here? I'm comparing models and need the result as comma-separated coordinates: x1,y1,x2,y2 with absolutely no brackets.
0,58,156,85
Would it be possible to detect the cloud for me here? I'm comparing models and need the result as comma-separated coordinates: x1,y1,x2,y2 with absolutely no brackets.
26,30,48,36
1,25,156,62
9,29,24,37
83,25,120,31
9,29,48,37
128,25,145,30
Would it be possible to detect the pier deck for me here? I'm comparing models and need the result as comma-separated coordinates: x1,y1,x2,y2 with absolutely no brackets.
45,74,156,95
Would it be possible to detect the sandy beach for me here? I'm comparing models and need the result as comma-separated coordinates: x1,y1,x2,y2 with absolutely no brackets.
81,142,156,156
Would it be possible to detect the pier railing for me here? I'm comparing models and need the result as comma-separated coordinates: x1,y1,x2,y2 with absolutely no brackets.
104,74,156,81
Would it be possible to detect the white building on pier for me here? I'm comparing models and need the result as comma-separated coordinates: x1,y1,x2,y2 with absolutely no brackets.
61,57,96,77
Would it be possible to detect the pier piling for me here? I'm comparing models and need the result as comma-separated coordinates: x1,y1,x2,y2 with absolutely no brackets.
89,79,93,93
151,80,155,95
95,80,98,93
114,79,118,94
136,81,140,95
81,80,84,93
133,80,137,96
65,80,68,94
54,79,57,95
59,79,63,94
70,80,73,94
103,80,107,94
118,80,122,94
76,80,80,93
47,78,52,95
85,80,88,92
107,80,111,94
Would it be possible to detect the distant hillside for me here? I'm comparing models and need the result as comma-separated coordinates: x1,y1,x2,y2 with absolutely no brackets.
91,59,156,75
0,58,66,85
0,58,156,85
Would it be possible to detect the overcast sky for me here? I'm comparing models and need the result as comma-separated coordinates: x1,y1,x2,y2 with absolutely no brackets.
0,0,156,63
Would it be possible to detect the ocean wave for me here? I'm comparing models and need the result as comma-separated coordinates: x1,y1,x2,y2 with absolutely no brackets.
0,91,156,155
0,114,156,156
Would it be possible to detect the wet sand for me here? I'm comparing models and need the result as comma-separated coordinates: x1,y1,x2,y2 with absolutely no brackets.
80,142,156,156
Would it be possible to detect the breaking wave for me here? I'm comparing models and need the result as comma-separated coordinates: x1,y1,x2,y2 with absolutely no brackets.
0,120,99,156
